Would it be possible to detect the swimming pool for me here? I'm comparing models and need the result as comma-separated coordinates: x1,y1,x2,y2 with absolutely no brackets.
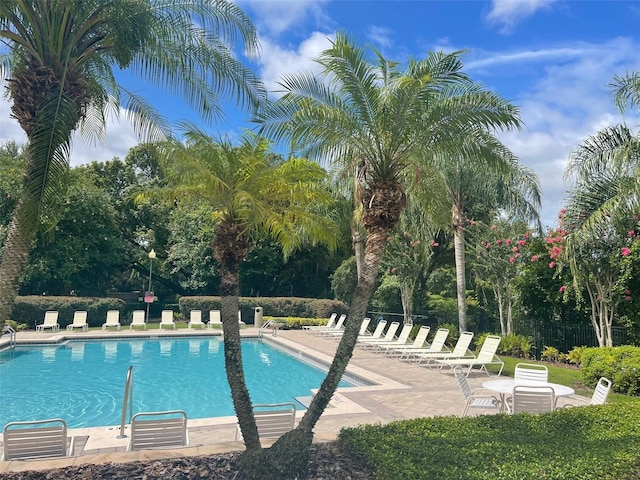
0,338,353,428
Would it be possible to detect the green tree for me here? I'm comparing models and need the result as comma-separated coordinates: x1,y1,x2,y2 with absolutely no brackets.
432,144,541,333
144,128,338,476
255,32,522,477
0,0,264,321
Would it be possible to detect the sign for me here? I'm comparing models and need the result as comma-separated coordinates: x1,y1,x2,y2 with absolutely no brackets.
144,291,154,303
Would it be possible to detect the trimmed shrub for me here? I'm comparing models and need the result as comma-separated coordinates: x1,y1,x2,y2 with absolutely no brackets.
338,402,640,480
178,296,348,326
11,296,126,329
580,345,640,395
474,332,533,358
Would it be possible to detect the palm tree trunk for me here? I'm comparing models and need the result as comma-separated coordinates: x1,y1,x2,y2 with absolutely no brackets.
252,229,388,480
217,259,261,453
453,226,467,333
352,228,365,280
0,200,36,322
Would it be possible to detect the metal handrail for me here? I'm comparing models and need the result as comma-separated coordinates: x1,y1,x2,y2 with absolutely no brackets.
258,319,277,340
117,366,134,438
1,325,16,348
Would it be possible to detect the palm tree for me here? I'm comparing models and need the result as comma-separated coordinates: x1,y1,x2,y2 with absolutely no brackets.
254,32,522,478
147,127,338,469
0,0,264,321
431,133,541,333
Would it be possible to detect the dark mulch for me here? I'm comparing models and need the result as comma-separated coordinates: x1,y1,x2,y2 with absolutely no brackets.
0,443,375,480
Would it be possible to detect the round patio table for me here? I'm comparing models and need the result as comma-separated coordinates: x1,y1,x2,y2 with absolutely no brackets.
482,379,575,412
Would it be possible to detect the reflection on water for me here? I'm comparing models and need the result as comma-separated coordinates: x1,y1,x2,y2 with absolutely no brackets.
70,343,84,362
160,340,172,356
208,339,219,354
104,343,117,362
188,340,200,357
42,347,56,363
130,342,143,357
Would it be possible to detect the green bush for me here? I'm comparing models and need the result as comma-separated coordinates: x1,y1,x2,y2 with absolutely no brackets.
580,346,640,396
338,402,640,480
474,332,533,358
178,296,348,325
11,296,126,329
567,345,587,365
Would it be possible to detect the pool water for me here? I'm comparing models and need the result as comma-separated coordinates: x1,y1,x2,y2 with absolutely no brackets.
0,338,352,428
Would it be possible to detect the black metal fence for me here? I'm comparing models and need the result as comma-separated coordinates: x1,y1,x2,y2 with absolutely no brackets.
368,310,640,358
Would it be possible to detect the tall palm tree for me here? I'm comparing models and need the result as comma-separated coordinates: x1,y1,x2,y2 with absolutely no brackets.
0,0,264,321
254,32,522,478
431,133,541,333
147,127,338,467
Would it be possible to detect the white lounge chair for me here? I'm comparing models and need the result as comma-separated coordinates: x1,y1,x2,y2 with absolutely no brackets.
510,385,555,414
188,310,205,329
208,310,222,329
411,331,475,365
562,377,612,407
66,311,88,332
36,311,59,332
325,317,371,339
317,314,346,337
159,310,176,330
357,319,387,343
238,310,246,328
358,321,400,349
129,310,146,330
383,325,431,356
454,367,501,417
514,363,548,383
128,410,188,451
400,328,450,360
102,310,121,331
368,323,413,352
2,418,75,460
235,403,296,446
302,313,337,331
436,335,504,376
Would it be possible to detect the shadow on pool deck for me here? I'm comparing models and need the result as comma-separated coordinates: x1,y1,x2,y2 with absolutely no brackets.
0,327,582,473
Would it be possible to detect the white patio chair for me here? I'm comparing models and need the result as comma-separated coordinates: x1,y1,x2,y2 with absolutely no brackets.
514,363,548,382
36,311,59,332
102,310,121,331
454,367,501,417
209,310,222,329
159,310,176,330
129,310,146,330
188,310,205,329
128,410,188,451
562,377,612,407
510,385,555,414
66,311,88,331
2,418,74,460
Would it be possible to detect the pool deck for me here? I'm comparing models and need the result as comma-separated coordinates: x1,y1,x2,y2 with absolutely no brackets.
0,327,584,473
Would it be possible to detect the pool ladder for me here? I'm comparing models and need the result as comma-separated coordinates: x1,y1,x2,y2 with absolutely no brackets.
117,366,134,438
258,319,279,340
1,325,16,348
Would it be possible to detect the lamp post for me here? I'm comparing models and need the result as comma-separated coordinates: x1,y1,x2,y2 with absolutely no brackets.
145,249,156,322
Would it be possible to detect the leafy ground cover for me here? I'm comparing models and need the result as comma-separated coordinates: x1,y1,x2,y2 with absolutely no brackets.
338,402,640,480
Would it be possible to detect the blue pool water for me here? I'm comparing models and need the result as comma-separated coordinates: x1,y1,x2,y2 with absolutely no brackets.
0,338,352,428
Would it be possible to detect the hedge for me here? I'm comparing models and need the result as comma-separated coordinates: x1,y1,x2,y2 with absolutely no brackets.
580,345,640,396
178,296,348,325
338,402,640,480
10,296,127,329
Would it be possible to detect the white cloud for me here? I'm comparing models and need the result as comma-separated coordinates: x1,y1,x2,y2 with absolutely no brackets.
256,31,335,96
486,0,558,33
365,25,393,50
239,0,331,37
0,88,140,166
486,37,640,228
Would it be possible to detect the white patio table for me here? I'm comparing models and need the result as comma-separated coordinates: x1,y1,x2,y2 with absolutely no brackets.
482,379,575,412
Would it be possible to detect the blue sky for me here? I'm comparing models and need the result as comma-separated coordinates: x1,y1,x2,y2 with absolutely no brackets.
1,0,639,228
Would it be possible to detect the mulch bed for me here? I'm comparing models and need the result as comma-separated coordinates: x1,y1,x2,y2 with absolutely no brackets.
0,443,374,479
